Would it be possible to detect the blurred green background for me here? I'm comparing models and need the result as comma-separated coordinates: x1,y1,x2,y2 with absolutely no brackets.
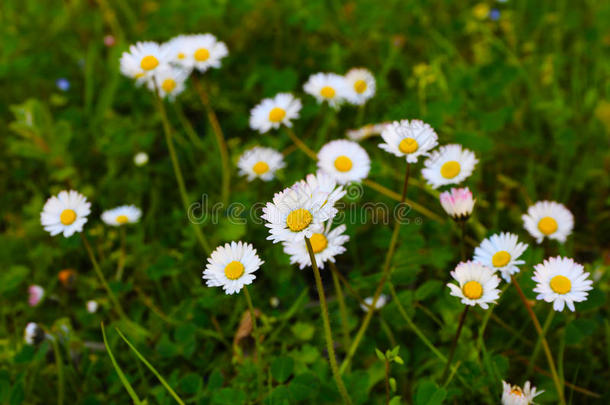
1,0,610,404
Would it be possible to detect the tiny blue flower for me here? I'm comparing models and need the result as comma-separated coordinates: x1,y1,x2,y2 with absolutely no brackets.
489,9,501,20
56,78,70,91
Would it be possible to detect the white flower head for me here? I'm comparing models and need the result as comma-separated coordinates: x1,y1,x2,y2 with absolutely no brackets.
163,35,193,73
439,187,475,220
148,66,189,100
249,93,302,133
283,221,349,269
203,241,263,295
86,300,99,313
474,233,528,282
292,171,346,207
262,185,337,243
379,119,439,163
422,144,478,189
532,256,593,312
134,152,149,166
344,68,376,105
120,41,173,84
237,146,285,182
501,380,543,405
28,285,44,307
317,139,371,185
522,201,573,244
101,205,142,226
303,72,349,109
447,261,501,309
24,322,44,345
347,122,391,141
360,294,388,312
183,33,228,73
41,190,91,237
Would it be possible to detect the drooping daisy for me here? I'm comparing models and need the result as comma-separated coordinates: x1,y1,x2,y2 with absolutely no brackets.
283,221,349,269
183,34,228,73
86,300,99,313
422,144,478,189
249,93,302,133
317,140,371,185
344,68,376,105
28,285,44,307
203,241,263,295
501,380,543,405
346,122,391,141
522,201,574,244
440,187,475,221
474,233,528,282
237,146,285,182
148,66,189,100
292,171,346,208
24,322,44,345
532,256,593,312
378,119,439,163
303,72,348,109
101,205,142,226
119,41,173,83
447,261,501,309
41,190,91,237
262,185,337,243
360,294,388,312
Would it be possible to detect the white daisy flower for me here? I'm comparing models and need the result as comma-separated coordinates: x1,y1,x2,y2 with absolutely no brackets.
501,380,543,405
101,205,142,226
28,285,44,307
134,152,149,166
237,146,285,182
360,294,388,312
474,233,528,282
378,119,439,163
203,241,263,295
163,35,192,72
422,144,478,189
439,187,475,220
119,41,173,84
183,33,228,73
41,190,91,237
317,140,371,185
303,72,348,109
262,185,337,243
148,66,188,100
346,122,391,141
283,221,349,269
86,300,99,313
249,93,302,133
522,201,574,244
344,68,376,105
24,322,44,345
532,256,593,312
447,261,501,309
292,171,346,207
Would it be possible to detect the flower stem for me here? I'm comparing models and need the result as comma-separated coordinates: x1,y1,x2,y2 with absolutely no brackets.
330,262,351,349
459,220,466,261
440,306,469,383
154,91,211,254
511,276,565,405
286,126,318,160
50,337,65,405
192,75,230,205
340,163,410,374
526,308,555,379
115,226,126,281
305,237,352,405
173,101,206,150
243,285,264,400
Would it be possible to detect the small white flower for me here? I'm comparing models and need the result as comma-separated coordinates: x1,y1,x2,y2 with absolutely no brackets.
182,33,228,73
28,285,44,307
134,152,149,166
360,294,388,312
238,146,285,182
148,66,189,100
532,256,593,312
422,144,478,189
101,205,142,226
522,201,573,244
249,93,302,133
439,187,475,220
41,190,91,237
283,221,349,269
501,380,543,405
303,72,349,109
474,233,528,282
344,68,376,105
120,41,173,84
447,261,501,309
86,300,99,313
262,185,337,243
346,122,391,141
292,171,346,207
163,35,193,72
203,241,263,295
378,119,439,163
24,322,44,345
318,140,371,185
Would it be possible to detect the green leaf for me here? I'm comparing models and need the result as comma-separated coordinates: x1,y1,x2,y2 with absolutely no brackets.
178,373,202,395
289,372,319,401
290,322,315,341
415,280,442,301
211,388,246,405
271,356,294,383
565,319,597,345
414,380,446,405
0,265,29,294
375,348,385,361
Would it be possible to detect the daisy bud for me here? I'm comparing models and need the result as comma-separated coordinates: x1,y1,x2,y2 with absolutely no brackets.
440,187,475,221
86,300,99,313
28,285,44,307
24,322,45,345
134,152,149,166
360,294,388,312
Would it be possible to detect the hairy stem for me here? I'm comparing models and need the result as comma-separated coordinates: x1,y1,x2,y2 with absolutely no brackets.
441,306,469,383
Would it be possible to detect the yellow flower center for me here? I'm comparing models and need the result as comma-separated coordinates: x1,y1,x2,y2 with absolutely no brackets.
268,107,286,123
440,161,461,179
177,52,185,59
538,216,558,235
320,86,335,99
334,155,353,172
354,79,367,93
194,48,210,62
309,233,328,253
116,215,129,224
491,251,511,267
60,209,77,225
224,261,245,280
161,79,176,93
252,161,269,175
511,389,523,397
550,275,571,294
140,55,159,71
462,280,483,300
398,138,418,154
286,208,313,232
